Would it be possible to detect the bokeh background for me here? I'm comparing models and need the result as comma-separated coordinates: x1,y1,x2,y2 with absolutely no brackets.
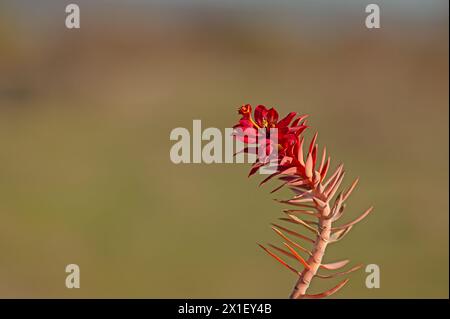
0,0,448,298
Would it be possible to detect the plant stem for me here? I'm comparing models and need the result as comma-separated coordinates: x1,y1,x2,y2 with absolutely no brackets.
289,191,331,299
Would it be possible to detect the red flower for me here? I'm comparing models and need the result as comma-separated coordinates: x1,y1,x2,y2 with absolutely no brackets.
233,104,308,169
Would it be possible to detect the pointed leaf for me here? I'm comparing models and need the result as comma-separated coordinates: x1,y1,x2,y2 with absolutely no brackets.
283,209,319,218
259,171,281,186
323,164,343,188
271,223,315,243
291,114,309,127
320,157,330,181
267,243,296,260
327,193,343,220
288,178,308,187
316,264,363,279
283,242,311,270
275,199,316,209
318,146,327,173
312,144,318,166
297,137,305,166
309,132,318,154
257,244,298,274
271,227,313,256
305,153,313,178
342,177,359,201
325,171,345,200
332,203,347,221
285,214,319,234
303,279,349,298
292,189,313,199
288,197,313,204
313,197,327,208
312,170,321,187
320,259,350,270
277,112,297,127
330,225,353,243
248,161,265,177
279,175,299,182
332,207,373,230
270,181,289,194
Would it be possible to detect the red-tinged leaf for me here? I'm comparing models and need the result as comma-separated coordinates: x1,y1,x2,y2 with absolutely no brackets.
342,177,359,202
271,223,315,243
332,207,374,230
258,244,299,274
320,157,330,181
309,132,318,154
330,173,346,200
320,259,350,270
277,112,297,128
287,197,313,204
279,156,293,166
283,209,319,218
325,171,345,200
303,279,349,298
279,217,317,229
327,193,343,220
248,162,265,177
291,118,300,127
332,203,347,221
292,189,313,199
279,175,299,182
290,125,308,136
297,137,305,166
267,243,296,260
305,153,313,178
312,170,321,187
283,242,311,270
284,214,319,234
318,146,327,173
313,197,327,208
275,199,316,209
259,171,281,186
270,179,294,194
291,114,309,127
297,114,309,123
329,225,353,243
318,182,325,194
316,264,363,279
279,166,298,176
312,144,318,166
288,178,308,187
271,227,313,256
323,164,343,188
280,217,318,226
288,187,310,196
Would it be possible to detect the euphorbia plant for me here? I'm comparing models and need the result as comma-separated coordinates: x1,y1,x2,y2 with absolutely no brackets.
233,104,373,299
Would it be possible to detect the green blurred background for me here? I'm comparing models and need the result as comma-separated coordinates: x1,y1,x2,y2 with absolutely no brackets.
0,0,448,298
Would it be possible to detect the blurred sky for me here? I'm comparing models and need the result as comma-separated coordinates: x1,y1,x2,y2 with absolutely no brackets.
3,0,448,22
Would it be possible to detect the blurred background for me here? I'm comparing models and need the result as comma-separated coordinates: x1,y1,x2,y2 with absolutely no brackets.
0,0,448,298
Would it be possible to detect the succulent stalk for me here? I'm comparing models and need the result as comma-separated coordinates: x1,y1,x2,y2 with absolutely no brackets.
290,194,332,298
233,104,373,298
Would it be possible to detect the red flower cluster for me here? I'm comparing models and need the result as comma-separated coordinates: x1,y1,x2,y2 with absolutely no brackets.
233,104,307,158
233,104,330,190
